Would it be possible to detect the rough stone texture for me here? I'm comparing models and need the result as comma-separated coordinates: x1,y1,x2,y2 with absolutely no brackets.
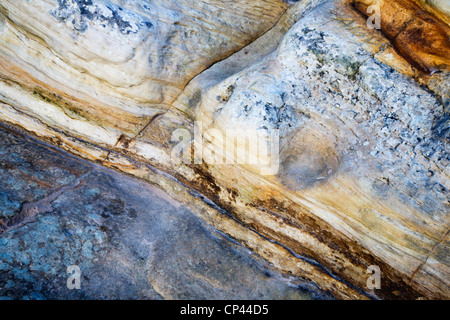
0,126,329,300
352,0,450,74
0,0,289,136
0,0,448,300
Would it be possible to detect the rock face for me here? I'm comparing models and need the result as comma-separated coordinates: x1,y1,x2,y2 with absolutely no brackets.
0,0,448,299
0,125,328,299
352,0,450,74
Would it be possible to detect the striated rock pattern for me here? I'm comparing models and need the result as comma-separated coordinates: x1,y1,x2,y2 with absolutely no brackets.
0,0,289,136
352,0,450,74
0,0,448,299
0,126,327,299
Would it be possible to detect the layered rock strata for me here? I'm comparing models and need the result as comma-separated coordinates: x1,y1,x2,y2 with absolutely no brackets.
0,0,448,299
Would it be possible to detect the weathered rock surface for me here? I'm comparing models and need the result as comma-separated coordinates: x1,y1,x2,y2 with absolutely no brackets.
0,0,448,299
353,0,450,74
0,126,329,300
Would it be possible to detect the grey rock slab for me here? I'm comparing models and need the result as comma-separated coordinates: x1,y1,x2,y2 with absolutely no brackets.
0,126,331,300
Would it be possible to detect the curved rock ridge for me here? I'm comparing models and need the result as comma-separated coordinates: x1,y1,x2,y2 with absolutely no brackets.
0,0,448,299
0,0,288,135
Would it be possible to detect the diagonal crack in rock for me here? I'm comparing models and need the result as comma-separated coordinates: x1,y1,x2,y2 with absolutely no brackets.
0,171,92,233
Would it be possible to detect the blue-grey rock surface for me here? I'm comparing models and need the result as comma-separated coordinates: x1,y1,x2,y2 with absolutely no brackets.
0,0,448,300
0,126,331,300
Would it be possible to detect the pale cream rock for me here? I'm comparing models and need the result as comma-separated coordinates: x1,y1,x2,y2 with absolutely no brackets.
0,0,448,300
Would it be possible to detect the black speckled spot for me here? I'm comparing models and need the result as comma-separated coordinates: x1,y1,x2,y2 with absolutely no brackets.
51,0,153,34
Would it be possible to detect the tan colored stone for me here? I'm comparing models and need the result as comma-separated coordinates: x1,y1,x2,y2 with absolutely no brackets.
352,0,450,73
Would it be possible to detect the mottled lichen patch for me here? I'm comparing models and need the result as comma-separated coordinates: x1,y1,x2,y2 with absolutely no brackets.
352,0,450,74
50,0,153,34
0,127,90,221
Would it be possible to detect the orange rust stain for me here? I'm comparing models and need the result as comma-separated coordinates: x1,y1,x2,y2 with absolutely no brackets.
352,0,450,74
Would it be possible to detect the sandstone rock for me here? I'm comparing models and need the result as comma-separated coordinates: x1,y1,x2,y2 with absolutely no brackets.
0,0,448,299
352,0,450,74
0,126,326,300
